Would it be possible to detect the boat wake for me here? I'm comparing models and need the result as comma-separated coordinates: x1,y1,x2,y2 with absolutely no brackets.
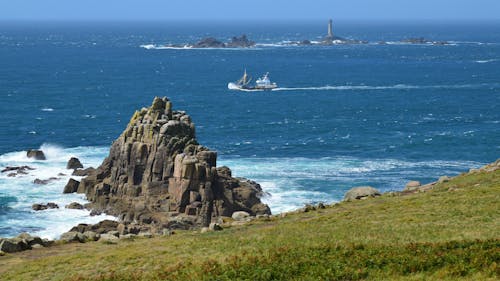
475,59,499,64
272,83,500,92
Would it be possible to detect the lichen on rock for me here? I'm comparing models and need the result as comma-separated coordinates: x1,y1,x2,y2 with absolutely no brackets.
79,97,270,229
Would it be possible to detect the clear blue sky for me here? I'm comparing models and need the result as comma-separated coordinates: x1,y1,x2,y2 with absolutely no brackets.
1,0,499,21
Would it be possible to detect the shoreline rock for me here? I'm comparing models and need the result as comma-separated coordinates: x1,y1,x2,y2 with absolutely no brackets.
32,202,59,211
2,158,498,255
344,186,381,201
1,165,35,177
65,202,85,209
33,177,59,185
63,178,80,193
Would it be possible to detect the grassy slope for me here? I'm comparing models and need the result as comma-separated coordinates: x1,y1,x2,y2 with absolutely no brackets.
1,169,499,281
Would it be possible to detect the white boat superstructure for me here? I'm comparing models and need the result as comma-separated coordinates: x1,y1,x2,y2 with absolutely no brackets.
254,72,278,90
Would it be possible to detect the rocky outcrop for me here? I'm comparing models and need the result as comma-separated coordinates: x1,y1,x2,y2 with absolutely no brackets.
27,149,46,160
193,37,225,48
32,202,59,211
63,178,80,193
0,233,50,253
226,35,255,48
344,186,381,201
164,35,256,49
33,177,58,185
65,202,85,209
67,157,83,170
404,181,421,192
72,167,95,177
1,166,34,173
78,97,270,229
70,220,120,234
400,37,450,45
1,166,34,177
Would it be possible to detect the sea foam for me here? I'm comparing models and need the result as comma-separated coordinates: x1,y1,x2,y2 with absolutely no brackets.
0,144,114,239
0,145,483,238
219,156,480,213
271,83,500,92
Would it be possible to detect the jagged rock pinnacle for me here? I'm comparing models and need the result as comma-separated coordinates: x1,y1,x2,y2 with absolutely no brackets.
78,97,270,229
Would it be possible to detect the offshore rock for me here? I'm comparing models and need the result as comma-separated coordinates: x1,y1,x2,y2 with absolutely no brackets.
193,37,225,48
33,177,58,185
226,35,255,48
32,202,59,211
67,157,83,170
79,97,270,228
27,149,46,160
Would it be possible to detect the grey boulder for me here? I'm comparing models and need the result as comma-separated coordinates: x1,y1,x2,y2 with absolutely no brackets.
344,186,381,201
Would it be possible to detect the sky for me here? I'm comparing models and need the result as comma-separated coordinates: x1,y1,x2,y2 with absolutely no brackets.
1,0,500,22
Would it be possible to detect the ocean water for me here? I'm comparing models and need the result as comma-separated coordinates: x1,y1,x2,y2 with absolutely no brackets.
0,21,499,238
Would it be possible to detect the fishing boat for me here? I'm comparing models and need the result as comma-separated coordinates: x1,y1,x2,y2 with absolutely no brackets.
228,70,278,91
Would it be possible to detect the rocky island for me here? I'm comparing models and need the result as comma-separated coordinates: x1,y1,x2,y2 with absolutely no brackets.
74,97,270,231
143,20,451,49
166,34,256,48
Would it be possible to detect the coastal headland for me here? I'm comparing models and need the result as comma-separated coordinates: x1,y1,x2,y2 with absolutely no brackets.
0,97,498,280
0,155,498,280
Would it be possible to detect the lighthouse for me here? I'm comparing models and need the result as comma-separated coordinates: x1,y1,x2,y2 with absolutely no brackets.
327,19,333,39
323,19,334,44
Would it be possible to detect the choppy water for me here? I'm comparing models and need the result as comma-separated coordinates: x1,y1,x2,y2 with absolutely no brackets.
0,21,499,238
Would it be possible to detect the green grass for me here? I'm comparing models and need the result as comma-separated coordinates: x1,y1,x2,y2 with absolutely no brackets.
1,169,499,280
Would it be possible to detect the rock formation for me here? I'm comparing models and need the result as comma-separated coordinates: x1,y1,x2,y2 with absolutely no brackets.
193,37,226,48
1,166,34,177
32,202,59,211
78,97,270,229
164,34,256,49
343,186,381,201
67,157,83,170
26,149,46,160
63,178,80,193
33,177,58,185
226,35,255,48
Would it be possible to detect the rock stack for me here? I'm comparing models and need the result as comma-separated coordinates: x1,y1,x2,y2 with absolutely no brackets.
77,97,270,229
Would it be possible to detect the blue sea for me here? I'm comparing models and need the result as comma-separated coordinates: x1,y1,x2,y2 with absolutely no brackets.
1,21,499,238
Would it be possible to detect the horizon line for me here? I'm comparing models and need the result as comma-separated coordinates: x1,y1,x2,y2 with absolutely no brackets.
1,18,500,24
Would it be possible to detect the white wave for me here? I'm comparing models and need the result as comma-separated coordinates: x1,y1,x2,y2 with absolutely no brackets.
41,108,54,112
272,83,500,92
475,59,499,64
141,44,259,51
140,44,192,50
449,41,496,45
0,144,114,239
219,156,481,214
0,144,483,236
140,44,156,49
